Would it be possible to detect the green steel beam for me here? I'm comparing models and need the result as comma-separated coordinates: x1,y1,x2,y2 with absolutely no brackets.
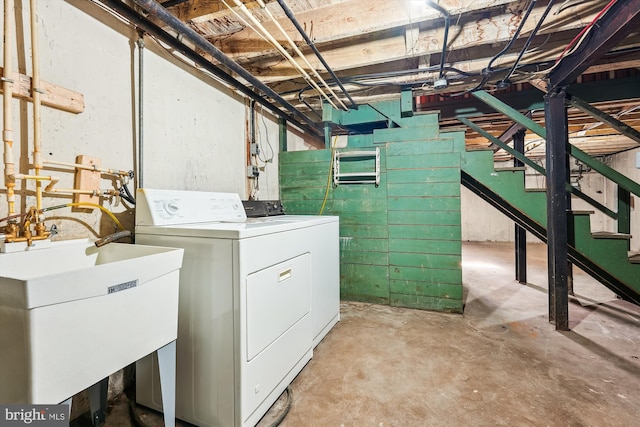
472,90,546,138
458,117,545,174
472,89,640,199
571,187,617,219
460,116,617,218
565,93,640,146
570,147,640,199
430,77,640,120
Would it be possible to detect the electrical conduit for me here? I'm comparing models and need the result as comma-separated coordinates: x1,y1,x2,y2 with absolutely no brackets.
255,0,347,111
274,0,357,109
231,0,340,110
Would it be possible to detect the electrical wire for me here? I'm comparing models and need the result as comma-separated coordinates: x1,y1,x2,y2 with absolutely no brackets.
555,0,617,63
485,0,538,74
257,106,275,163
452,0,538,96
425,0,450,80
499,0,556,86
319,136,339,215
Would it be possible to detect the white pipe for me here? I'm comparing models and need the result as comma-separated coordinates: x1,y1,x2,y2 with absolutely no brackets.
30,0,43,214
3,0,16,216
231,0,339,110
43,159,130,176
255,0,348,110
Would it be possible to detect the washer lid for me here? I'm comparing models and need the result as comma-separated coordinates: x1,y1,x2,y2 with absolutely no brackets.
135,188,246,226
136,215,338,239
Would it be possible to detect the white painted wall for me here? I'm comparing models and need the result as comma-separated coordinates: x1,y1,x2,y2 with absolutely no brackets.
1,0,292,414
1,0,286,238
609,147,640,252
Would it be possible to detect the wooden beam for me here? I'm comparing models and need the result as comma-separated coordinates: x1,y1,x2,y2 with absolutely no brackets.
219,4,624,84
0,67,84,114
216,0,603,63
213,0,515,50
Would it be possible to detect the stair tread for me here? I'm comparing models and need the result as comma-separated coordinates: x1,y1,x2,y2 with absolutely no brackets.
592,231,632,240
572,210,595,215
494,166,526,172
630,254,640,264
466,147,495,152
525,188,546,192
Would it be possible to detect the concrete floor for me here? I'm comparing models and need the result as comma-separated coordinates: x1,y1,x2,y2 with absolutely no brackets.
76,242,640,426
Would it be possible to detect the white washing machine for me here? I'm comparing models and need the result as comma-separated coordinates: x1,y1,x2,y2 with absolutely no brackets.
134,189,339,427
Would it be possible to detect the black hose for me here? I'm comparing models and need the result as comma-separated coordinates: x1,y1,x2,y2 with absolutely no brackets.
425,1,450,80
121,183,136,205
267,387,293,427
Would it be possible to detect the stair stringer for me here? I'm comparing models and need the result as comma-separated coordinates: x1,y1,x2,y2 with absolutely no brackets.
461,151,640,304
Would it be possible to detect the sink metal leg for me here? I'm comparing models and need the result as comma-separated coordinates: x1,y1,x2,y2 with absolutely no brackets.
88,377,109,426
157,340,176,427
61,397,72,422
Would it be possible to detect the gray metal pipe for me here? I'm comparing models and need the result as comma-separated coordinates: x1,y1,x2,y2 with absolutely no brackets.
97,0,321,138
130,0,322,134
137,35,145,188
275,0,357,110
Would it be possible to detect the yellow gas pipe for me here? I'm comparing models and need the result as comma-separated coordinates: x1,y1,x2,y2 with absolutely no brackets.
3,0,16,218
30,0,43,215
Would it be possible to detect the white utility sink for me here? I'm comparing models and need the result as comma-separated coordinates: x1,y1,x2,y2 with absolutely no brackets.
0,238,184,404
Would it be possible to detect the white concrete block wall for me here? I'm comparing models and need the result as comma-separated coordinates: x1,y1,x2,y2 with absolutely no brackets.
0,0,285,414
610,147,640,252
0,1,283,240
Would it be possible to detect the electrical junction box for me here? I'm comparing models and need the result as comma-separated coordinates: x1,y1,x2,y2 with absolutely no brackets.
433,78,448,90
247,165,259,178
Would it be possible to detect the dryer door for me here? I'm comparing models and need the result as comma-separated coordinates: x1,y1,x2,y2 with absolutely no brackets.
245,253,311,361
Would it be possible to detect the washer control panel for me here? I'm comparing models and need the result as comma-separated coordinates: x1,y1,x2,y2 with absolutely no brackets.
135,188,247,226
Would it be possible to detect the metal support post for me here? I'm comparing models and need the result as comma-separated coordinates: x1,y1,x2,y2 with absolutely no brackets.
88,377,109,426
513,129,527,284
157,340,177,427
618,187,631,250
278,118,287,152
545,88,570,331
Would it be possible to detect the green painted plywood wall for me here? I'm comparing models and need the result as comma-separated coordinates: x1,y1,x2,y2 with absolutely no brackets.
280,102,465,313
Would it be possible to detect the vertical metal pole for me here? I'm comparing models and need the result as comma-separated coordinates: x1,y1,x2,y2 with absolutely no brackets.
88,377,109,426
513,129,527,284
618,188,631,251
545,88,570,331
278,118,287,152
137,35,145,188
